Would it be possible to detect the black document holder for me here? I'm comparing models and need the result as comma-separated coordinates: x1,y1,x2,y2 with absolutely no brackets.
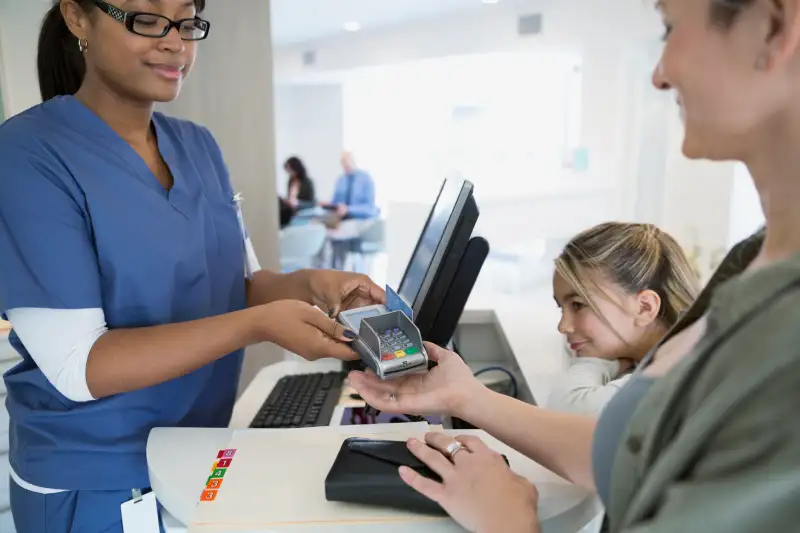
324,437,447,515
324,437,509,516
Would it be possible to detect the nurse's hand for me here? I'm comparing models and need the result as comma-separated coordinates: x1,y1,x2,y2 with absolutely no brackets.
348,342,482,417
402,433,540,533
261,300,359,361
307,270,386,318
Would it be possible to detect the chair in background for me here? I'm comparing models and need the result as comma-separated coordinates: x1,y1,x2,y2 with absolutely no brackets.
279,223,327,273
290,206,326,226
344,218,386,276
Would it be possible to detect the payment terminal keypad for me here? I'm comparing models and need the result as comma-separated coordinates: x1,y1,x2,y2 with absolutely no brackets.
379,328,420,361
337,304,428,380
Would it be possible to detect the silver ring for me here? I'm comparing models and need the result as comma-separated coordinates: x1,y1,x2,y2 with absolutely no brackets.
389,392,397,402
445,441,465,460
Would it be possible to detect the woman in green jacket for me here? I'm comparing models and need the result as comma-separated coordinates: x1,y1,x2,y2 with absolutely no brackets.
349,1,800,531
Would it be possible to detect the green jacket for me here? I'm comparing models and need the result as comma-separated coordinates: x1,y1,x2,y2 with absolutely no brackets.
608,229,800,532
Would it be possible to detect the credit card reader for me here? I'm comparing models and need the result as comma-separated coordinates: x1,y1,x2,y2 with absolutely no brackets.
337,305,428,380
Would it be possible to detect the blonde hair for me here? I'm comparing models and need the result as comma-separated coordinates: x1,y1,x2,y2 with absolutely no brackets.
554,222,700,328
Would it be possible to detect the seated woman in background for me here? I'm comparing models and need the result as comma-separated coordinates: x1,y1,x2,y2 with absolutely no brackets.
284,156,316,208
278,197,294,228
546,222,700,415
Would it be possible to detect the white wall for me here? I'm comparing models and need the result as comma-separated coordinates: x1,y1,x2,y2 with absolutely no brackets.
660,111,737,278
160,0,283,392
272,0,655,223
273,83,344,201
0,0,50,117
728,164,764,248
271,0,654,207
272,0,659,80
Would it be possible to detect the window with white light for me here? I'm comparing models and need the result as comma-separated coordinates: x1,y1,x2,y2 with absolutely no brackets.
343,52,584,204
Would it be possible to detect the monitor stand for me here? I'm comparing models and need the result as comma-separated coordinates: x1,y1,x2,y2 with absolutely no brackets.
431,236,489,430
344,235,489,374
425,236,489,347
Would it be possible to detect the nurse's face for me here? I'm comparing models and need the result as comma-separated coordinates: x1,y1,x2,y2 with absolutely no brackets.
75,0,201,103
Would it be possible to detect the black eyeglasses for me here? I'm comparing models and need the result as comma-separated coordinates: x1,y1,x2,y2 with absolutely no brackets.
92,0,210,41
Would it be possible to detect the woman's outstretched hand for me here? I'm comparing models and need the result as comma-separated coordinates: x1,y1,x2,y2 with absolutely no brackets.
347,342,483,417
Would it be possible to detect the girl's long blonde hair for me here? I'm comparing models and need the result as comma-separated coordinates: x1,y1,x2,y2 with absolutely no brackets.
555,222,700,328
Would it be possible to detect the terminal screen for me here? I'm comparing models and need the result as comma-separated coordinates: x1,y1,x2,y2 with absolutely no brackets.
343,307,383,333
399,181,462,308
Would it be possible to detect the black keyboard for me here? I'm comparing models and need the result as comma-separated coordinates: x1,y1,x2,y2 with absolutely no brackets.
249,371,344,428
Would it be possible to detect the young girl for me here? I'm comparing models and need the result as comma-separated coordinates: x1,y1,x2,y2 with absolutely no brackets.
546,222,701,415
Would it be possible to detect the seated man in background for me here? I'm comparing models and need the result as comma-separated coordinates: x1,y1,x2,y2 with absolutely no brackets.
321,151,379,220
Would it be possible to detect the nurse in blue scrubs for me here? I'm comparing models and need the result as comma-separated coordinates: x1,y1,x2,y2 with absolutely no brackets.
0,1,384,531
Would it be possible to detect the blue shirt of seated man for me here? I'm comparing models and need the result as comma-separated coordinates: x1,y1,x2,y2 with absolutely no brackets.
328,152,379,220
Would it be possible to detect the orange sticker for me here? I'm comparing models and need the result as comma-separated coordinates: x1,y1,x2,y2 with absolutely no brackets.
206,478,223,490
200,489,218,502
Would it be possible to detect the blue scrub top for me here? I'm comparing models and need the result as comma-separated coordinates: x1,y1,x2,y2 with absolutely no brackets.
0,96,247,490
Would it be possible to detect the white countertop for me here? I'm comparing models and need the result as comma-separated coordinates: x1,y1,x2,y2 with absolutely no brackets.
149,425,600,533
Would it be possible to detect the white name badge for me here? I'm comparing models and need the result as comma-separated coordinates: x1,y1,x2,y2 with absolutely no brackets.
234,193,257,280
121,490,160,533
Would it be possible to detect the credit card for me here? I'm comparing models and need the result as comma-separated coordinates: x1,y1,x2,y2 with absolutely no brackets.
386,285,414,321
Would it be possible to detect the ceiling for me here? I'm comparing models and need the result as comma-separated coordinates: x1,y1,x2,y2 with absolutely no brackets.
270,0,493,47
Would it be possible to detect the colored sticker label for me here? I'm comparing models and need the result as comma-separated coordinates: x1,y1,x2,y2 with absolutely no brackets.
203,448,236,501
217,449,236,459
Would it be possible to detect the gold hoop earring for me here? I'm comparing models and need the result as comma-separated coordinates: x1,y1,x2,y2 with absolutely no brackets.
78,38,88,53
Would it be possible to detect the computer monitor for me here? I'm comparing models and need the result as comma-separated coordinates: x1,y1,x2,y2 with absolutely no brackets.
251,178,487,430
398,177,486,345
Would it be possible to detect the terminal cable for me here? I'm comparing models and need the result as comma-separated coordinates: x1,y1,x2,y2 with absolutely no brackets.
473,366,518,399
